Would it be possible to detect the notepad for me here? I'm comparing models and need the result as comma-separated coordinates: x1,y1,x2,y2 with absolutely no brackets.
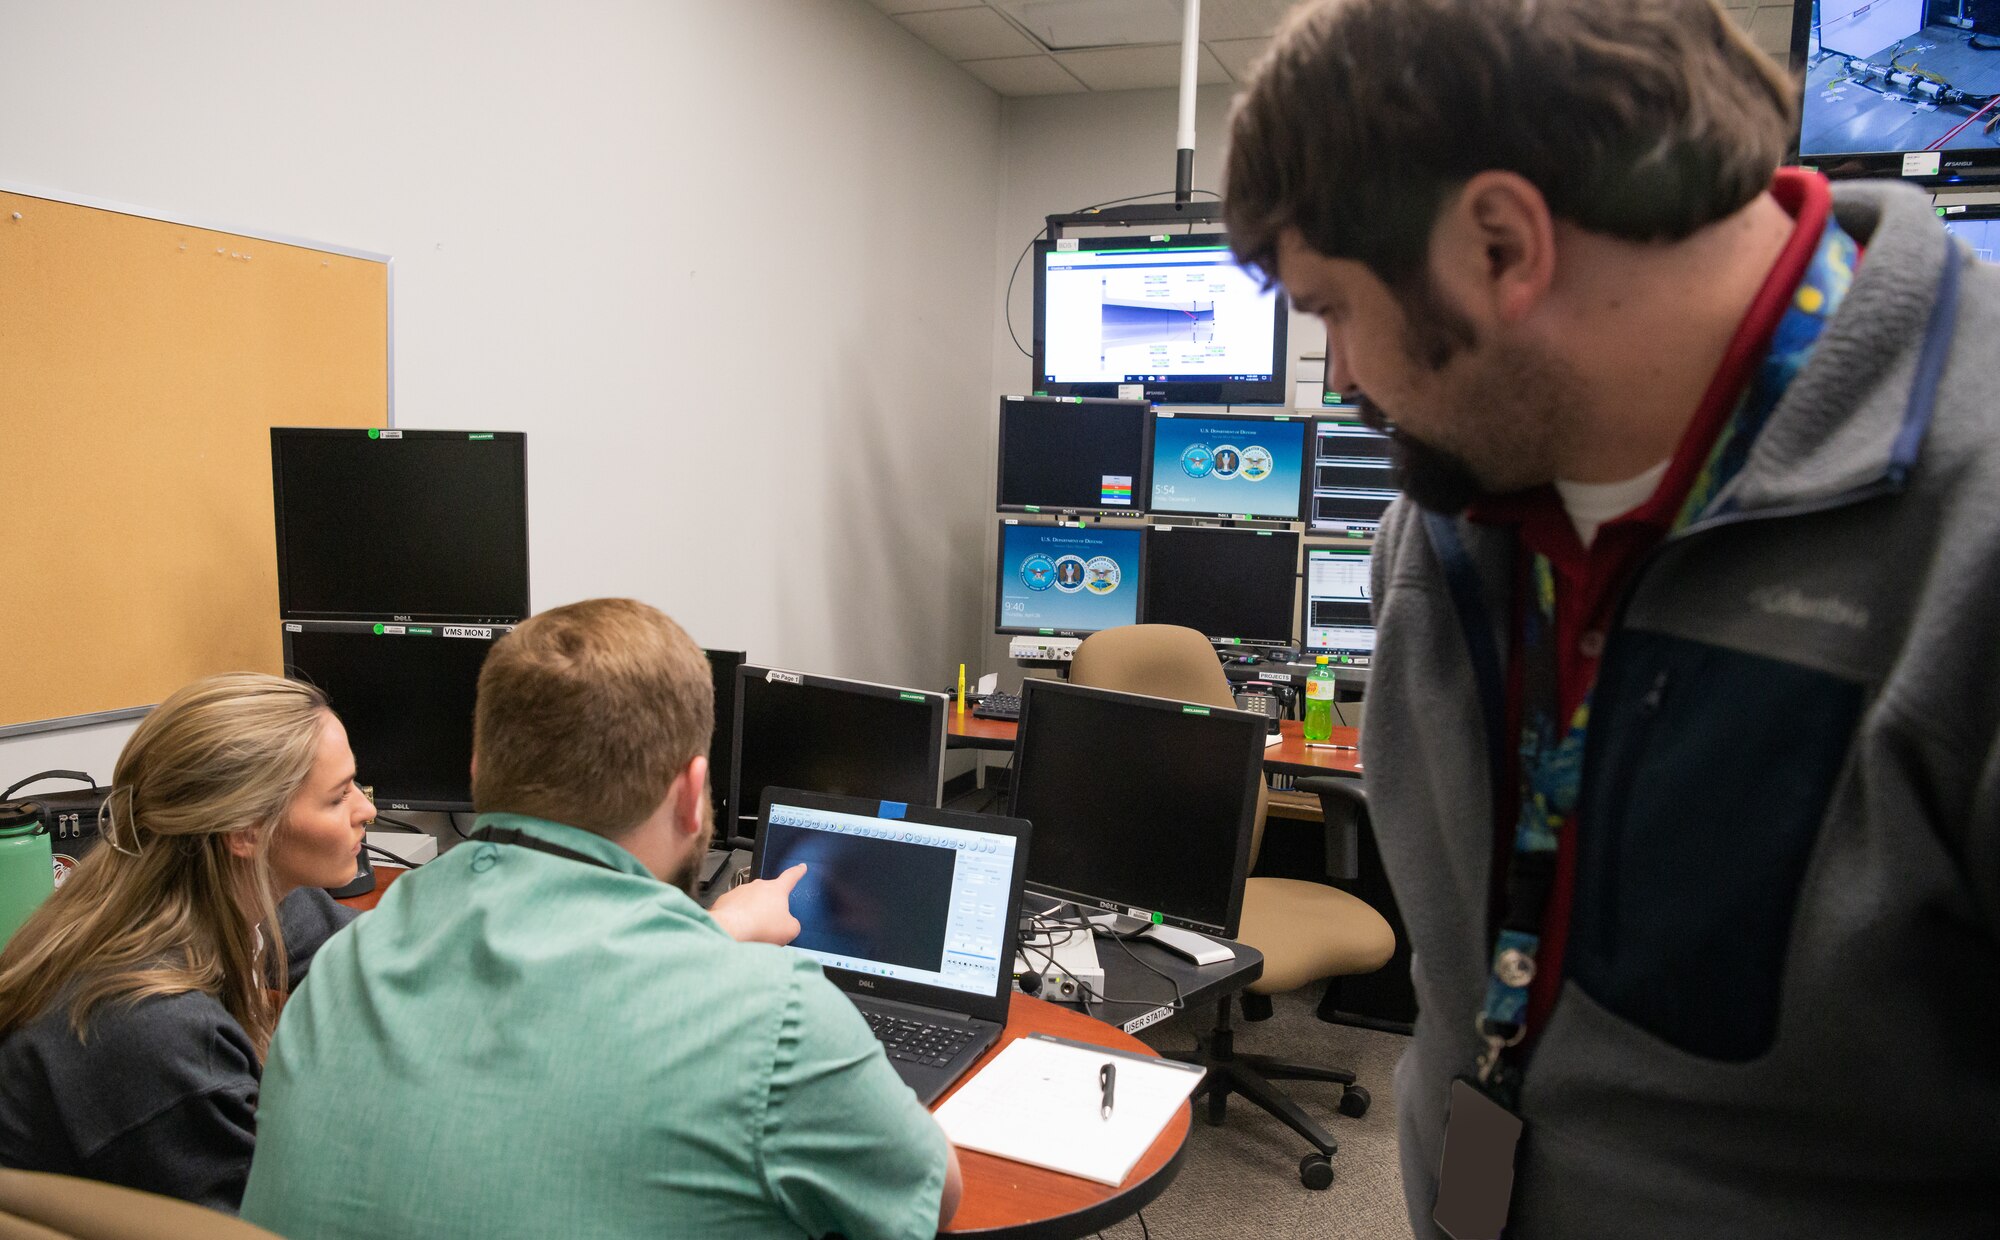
934,1033,1204,1186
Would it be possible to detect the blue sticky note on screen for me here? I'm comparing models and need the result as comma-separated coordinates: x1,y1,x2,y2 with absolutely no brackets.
878,801,908,820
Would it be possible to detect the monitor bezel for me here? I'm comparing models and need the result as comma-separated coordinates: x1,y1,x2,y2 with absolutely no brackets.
1791,1,2000,187
1306,414,1398,535
727,666,947,847
1031,231,1291,406
1146,410,1309,522
994,394,1156,518
1300,544,1377,663
1141,524,1302,648
279,618,511,812
704,649,747,827
1007,679,1263,939
750,786,1032,1026
992,518,1148,638
271,427,531,625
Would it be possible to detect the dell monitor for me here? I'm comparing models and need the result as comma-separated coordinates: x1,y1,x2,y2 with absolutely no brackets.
1148,412,1307,521
994,520,1144,637
1308,418,1398,535
1940,202,2000,261
1302,546,1376,667
728,667,946,846
1008,680,1264,938
994,395,1152,516
281,620,507,811
272,427,530,624
1033,232,1289,406
1795,1,2000,185
704,649,745,826
1142,526,1300,647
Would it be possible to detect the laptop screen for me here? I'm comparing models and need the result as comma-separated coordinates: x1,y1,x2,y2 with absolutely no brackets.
758,799,1019,1000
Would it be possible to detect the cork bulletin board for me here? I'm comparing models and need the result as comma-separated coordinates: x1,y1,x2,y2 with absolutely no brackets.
0,187,390,734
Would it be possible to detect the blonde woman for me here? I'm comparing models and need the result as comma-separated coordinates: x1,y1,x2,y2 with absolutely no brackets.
0,672,374,1211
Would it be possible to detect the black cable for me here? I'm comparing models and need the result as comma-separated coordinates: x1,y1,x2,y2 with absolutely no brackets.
1139,1209,1151,1240
1003,189,1223,359
363,841,423,869
371,812,425,833
448,811,471,839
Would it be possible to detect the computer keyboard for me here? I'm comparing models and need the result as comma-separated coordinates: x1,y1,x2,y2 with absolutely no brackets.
973,691,1021,721
862,1009,975,1068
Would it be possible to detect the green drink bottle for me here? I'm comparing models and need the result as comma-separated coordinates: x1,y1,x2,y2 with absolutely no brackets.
0,801,55,948
1303,656,1336,742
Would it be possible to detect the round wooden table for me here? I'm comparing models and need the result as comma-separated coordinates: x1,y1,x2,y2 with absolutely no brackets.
937,993,1191,1239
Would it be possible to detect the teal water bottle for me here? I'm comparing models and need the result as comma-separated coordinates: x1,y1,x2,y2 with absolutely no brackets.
1303,655,1336,742
0,801,55,948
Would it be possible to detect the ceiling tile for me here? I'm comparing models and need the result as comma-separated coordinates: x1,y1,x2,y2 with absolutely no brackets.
961,54,1090,94
1002,0,1183,49
1197,0,1299,41
1206,36,1271,81
894,7,1041,59
1055,42,1231,91
867,0,978,12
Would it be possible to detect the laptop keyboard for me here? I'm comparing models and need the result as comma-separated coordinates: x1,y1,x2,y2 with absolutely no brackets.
863,1009,976,1068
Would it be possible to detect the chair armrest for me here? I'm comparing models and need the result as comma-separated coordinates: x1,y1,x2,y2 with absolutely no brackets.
1296,776,1367,883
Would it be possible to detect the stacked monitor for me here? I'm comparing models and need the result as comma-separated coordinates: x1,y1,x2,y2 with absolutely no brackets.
1032,233,1290,407
1795,1,2000,185
1308,418,1398,535
728,667,947,847
996,395,1152,516
1148,412,1307,521
1302,546,1376,667
1940,202,2000,261
272,428,530,814
994,521,1144,638
1143,526,1300,647
1009,680,1264,937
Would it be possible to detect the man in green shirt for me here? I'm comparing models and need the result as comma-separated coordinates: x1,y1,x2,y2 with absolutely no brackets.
242,599,962,1239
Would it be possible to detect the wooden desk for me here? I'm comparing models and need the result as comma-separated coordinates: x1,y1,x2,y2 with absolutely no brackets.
949,712,1365,778
339,868,1190,1239
937,993,1187,1239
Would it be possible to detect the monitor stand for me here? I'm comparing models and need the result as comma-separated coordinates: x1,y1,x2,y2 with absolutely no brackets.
1139,922,1235,966
326,847,375,900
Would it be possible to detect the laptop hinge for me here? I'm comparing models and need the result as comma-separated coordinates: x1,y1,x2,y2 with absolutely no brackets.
851,992,979,1025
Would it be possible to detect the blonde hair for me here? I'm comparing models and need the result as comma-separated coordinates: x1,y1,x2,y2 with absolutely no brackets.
473,598,713,836
0,673,331,1056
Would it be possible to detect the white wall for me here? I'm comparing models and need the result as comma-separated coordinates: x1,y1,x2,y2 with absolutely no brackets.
0,0,1003,787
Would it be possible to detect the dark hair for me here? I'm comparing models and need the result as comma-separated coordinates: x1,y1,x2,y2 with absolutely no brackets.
1225,0,1797,287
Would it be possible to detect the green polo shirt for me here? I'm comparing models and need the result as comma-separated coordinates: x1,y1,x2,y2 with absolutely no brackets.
241,814,948,1240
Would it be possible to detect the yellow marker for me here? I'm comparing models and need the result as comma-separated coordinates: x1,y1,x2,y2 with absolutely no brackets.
957,663,967,715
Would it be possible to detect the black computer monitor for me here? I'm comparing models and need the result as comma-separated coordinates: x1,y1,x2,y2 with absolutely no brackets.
704,649,745,825
1148,412,1307,521
1308,417,1398,535
995,395,1152,517
1302,546,1375,666
728,667,946,846
1142,526,1300,647
272,428,530,623
1009,680,1263,937
1940,202,2000,262
282,621,506,812
1032,232,1290,406
1795,1,2000,186
994,520,1144,637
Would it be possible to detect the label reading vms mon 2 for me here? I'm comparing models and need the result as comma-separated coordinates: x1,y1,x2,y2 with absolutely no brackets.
442,626,493,639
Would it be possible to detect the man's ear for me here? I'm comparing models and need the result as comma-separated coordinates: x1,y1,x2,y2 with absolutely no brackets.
1434,170,1557,325
675,755,710,838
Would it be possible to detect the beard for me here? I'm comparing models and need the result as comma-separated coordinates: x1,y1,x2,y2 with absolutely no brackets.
666,792,717,896
1359,393,1494,515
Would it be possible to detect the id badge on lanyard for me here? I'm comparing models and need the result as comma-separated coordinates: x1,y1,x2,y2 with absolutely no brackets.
1435,1077,1525,1240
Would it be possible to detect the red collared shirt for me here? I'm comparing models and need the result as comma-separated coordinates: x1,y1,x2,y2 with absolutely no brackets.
1471,168,1838,1044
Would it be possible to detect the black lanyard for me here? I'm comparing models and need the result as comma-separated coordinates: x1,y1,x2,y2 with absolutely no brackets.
469,824,625,874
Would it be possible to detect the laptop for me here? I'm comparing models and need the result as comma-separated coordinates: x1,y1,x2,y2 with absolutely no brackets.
752,788,1032,1106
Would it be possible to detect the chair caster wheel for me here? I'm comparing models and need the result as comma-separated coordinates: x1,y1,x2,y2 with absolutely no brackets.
1338,1085,1371,1118
1299,1154,1335,1190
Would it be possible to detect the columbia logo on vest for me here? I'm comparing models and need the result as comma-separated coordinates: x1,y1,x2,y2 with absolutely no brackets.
1751,586,1870,631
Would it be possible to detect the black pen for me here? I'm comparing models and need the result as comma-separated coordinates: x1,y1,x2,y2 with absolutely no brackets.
1099,1062,1116,1120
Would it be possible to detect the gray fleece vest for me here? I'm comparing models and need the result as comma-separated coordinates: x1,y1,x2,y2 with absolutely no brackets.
1365,180,2000,1240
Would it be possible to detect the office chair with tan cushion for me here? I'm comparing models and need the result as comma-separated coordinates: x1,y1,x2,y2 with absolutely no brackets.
0,1171,283,1240
1070,623,1395,1189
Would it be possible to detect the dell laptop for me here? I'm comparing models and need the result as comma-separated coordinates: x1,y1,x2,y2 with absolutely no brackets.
752,788,1031,1105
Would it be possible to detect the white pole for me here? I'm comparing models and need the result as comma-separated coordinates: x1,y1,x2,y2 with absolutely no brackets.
1175,0,1201,201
